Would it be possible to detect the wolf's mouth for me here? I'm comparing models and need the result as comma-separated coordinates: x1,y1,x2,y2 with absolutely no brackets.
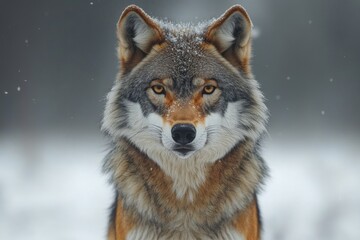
172,146,194,156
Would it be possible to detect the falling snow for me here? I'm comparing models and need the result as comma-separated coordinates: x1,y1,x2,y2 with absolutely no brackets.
4,91,8,95
321,110,325,115
275,95,281,100
329,78,334,82
252,26,261,39
17,86,21,92
308,20,313,24
286,76,291,80
90,2,94,5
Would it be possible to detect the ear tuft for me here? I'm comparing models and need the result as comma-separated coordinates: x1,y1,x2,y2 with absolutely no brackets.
117,5,164,73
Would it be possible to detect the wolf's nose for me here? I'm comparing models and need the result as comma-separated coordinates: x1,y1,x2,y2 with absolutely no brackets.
171,124,196,145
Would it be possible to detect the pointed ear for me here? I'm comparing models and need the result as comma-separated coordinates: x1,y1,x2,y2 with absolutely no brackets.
117,5,164,73
205,5,253,74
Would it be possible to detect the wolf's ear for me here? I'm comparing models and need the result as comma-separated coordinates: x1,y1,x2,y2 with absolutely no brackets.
117,5,164,73
205,5,253,74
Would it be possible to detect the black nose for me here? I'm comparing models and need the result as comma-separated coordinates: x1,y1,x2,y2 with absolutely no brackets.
171,124,196,145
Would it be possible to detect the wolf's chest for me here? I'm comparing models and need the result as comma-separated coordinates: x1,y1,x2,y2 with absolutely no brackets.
126,223,245,240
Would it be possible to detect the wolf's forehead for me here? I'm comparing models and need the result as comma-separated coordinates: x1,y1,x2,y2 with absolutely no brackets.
160,21,209,59
165,30,205,58
144,21,227,86
156,30,207,82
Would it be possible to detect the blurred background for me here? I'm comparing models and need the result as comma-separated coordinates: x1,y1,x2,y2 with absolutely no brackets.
1,0,359,239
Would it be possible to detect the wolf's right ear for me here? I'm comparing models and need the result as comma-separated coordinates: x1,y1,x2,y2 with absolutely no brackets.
117,5,164,73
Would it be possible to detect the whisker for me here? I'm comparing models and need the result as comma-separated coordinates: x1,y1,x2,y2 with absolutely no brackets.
127,126,148,140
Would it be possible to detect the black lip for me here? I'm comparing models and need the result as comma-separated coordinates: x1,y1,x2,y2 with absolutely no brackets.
173,146,194,155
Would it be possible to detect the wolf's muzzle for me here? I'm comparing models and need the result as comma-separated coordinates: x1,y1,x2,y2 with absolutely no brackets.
171,124,196,145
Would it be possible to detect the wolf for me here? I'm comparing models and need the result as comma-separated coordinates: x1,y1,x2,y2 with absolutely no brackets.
102,4,268,240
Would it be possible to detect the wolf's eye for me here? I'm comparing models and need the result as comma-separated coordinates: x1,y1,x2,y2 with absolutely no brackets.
202,85,216,95
152,85,165,95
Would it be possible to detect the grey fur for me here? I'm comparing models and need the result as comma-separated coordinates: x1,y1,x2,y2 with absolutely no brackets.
102,5,269,239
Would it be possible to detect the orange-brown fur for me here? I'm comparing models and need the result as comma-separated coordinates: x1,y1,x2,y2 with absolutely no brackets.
222,43,253,76
155,78,221,127
120,48,147,75
164,100,205,126
233,198,261,240
108,198,136,240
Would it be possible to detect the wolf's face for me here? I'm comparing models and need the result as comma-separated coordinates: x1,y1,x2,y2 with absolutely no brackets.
103,5,267,162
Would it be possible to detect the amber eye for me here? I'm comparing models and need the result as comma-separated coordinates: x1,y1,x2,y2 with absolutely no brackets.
202,85,216,95
152,85,165,94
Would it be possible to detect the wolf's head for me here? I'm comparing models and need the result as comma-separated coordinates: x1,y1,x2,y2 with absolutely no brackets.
103,5,267,162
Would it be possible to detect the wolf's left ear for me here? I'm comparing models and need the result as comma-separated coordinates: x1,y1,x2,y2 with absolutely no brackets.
117,5,164,73
205,5,253,74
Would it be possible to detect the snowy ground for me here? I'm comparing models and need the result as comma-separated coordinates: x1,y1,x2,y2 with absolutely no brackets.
1,132,359,240
260,135,360,240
